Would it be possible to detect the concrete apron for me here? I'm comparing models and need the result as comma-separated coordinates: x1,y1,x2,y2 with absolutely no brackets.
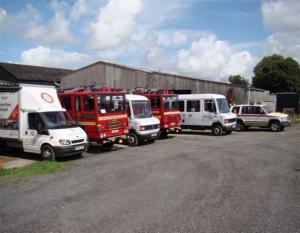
1,158,36,169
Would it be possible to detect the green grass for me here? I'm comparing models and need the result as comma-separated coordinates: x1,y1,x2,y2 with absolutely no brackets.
0,161,67,184
292,117,300,125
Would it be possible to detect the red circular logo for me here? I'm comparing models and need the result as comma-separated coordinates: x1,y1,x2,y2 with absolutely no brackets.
41,93,54,103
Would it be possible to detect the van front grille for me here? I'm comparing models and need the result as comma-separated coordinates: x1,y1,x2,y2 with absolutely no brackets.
144,124,160,131
72,139,84,144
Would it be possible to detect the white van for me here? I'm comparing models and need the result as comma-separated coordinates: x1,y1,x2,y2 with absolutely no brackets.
178,94,237,136
125,94,160,146
0,83,88,160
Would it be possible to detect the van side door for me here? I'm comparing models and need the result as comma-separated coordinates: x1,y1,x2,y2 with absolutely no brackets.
202,99,217,126
23,113,50,154
185,100,201,126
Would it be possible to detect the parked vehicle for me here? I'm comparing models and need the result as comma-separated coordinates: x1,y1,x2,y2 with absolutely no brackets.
58,87,128,147
230,104,291,132
125,94,160,146
0,83,88,160
178,94,236,136
139,91,181,137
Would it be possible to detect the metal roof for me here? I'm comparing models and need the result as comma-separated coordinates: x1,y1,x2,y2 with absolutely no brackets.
0,62,73,84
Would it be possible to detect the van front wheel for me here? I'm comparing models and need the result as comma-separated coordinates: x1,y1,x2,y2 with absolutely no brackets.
127,133,139,147
212,124,223,136
41,145,56,161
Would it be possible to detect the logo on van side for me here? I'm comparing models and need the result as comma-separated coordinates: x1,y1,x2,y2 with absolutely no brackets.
41,93,54,103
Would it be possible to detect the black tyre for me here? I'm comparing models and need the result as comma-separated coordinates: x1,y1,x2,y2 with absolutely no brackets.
160,130,168,138
41,145,56,161
270,121,281,132
235,120,245,131
103,142,114,149
148,139,156,143
212,124,223,136
127,133,139,147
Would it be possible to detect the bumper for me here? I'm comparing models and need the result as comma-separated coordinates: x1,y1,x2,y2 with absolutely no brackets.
223,123,236,131
281,121,290,127
53,142,89,158
138,131,160,140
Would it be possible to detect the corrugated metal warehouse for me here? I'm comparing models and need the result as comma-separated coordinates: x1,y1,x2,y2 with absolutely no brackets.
61,61,270,104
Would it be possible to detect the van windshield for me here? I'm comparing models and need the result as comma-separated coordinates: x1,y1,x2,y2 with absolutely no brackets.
163,96,179,110
132,100,152,118
39,111,75,129
217,98,230,113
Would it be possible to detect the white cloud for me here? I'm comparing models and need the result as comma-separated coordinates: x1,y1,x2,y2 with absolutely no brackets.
20,46,96,69
176,35,255,80
87,0,143,50
173,31,188,46
262,0,300,61
25,12,74,45
0,7,7,32
70,0,88,21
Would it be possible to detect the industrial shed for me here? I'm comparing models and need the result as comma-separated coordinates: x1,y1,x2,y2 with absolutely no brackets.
0,62,73,85
61,61,270,104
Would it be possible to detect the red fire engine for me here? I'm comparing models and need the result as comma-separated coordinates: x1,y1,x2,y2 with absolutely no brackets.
58,87,128,147
138,90,181,137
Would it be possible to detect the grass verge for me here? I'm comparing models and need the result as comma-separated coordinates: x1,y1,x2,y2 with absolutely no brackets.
292,117,300,125
0,161,67,185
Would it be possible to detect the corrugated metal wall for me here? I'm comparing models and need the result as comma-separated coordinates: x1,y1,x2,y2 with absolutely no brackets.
61,62,269,104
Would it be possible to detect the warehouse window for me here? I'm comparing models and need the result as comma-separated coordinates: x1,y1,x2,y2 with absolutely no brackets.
187,100,200,112
84,95,95,111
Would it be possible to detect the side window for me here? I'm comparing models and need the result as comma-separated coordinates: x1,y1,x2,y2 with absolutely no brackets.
61,96,72,111
187,100,200,112
150,97,160,108
179,101,185,112
255,107,264,114
204,99,216,113
241,106,248,114
28,113,46,134
84,95,95,111
75,96,81,111
232,106,240,114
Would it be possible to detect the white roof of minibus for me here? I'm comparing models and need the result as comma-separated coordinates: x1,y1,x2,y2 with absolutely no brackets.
178,94,226,100
126,94,148,101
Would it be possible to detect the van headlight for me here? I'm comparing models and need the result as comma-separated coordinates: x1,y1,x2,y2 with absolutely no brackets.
59,139,71,145
140,126,145,131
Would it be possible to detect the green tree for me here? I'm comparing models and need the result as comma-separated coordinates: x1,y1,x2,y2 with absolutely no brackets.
252,54,300,93
228,75,249,87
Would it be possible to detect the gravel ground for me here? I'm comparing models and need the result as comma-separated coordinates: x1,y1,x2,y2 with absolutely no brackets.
0,126,299,233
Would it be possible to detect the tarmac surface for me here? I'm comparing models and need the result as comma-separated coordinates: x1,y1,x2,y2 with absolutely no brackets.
0,126,299,233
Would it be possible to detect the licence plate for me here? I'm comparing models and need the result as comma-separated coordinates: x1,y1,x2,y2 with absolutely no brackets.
171,122,175,126
112,129,119,134
75,145,84,151
151,133,157,137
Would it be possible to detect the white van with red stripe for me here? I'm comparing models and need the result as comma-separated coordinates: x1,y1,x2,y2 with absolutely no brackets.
0,83,88,160
231,104,291,132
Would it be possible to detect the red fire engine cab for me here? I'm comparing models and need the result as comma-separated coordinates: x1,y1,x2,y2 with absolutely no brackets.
58,87,128,147
138,90,181,137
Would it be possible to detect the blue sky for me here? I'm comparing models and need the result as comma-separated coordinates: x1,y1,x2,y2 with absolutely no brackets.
0,0,299,81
